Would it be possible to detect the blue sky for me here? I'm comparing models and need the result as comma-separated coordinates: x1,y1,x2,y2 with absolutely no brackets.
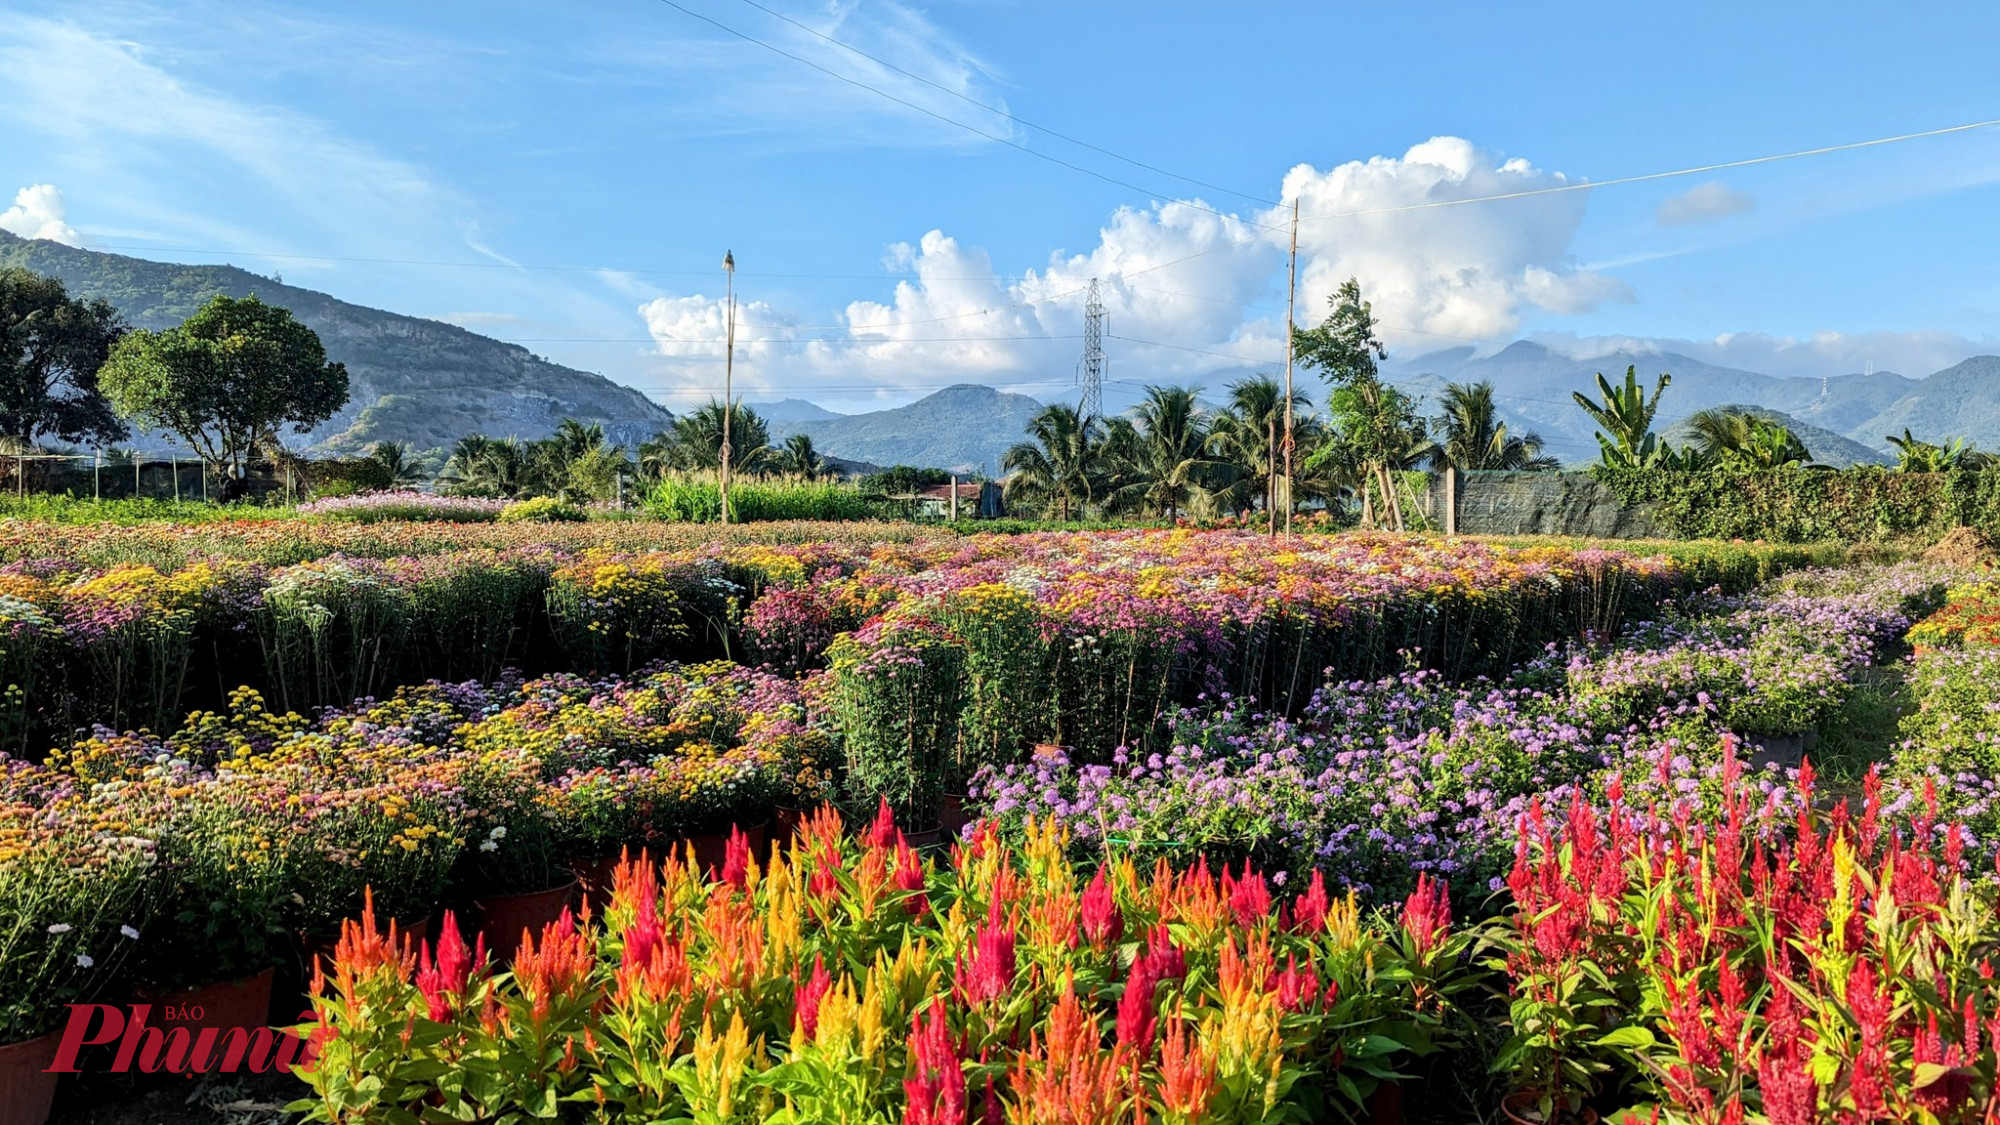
2,0,1998,412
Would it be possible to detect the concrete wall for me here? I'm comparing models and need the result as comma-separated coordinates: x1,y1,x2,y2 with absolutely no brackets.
1433,470,1662,539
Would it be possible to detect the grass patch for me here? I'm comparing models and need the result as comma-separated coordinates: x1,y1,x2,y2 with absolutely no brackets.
1812,663,1913,793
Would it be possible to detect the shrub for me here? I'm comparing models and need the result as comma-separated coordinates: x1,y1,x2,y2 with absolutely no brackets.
497,496,588,523
646,476,879,522
827,618,967,830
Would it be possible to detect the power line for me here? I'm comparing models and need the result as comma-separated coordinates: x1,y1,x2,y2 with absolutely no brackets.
726,0,1274,206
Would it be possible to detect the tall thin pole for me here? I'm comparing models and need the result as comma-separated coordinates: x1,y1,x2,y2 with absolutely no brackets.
1282,198,1300,535
720,250,735,526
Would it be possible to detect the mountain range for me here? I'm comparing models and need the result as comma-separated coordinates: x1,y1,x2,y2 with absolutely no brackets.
0,230,672,454
1380,341,2000,465
8,232,2000,472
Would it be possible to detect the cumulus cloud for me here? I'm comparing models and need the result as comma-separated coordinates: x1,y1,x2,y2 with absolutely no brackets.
0,183,78,244
1656,181,1755,226
1284,137,1629,346
635,136,1628,406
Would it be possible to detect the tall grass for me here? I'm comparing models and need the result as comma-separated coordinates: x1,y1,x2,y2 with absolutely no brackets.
646,476,881,522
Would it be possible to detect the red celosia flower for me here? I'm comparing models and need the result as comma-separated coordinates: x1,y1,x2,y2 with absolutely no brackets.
1289,869,1331,934
1223,860,1272,928
794,955,833,1040
895,840,929,917
721,825,752,890
867,795,901,850
1273,953,1320,1014
905,1000,966,1125
1401,872,1451,956
1080,867,1122,950
415,911,484,1022
956,900,1017,1006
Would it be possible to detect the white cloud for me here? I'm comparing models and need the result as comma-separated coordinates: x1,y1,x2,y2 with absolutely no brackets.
0,183,79,244
633,136,1632,407
1656,180,1755,226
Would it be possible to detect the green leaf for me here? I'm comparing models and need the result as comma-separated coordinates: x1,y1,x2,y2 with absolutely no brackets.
1593,1026,1658,1051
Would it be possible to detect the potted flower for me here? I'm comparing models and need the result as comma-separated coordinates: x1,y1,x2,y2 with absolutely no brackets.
449,752,574,960
826,617,966,839
0,808,151,1125
281,771,466,955
129,781,295,1033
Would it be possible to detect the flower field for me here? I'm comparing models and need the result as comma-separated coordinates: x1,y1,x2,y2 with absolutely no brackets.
8,518,2000,1124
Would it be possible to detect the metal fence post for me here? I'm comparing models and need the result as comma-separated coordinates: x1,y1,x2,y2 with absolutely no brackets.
1444,467,1458,536
134,456,142,499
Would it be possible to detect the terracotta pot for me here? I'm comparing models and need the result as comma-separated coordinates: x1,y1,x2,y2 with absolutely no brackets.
136,967,277,1033
677,822,770,877
1501,1091,1599,1125
1366,1080,1404,1125
299,913,433,973
773,806,807,848
1030,743,1073,759
475,877,580,960
572,853,627,908
939,793,972,840
0,1032,60,1125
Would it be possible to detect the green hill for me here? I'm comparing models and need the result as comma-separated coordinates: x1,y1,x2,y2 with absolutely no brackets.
1661,405,1893,467
0,231,673,453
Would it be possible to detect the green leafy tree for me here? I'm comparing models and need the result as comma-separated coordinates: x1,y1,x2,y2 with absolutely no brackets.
99,295,348,476
0,268,129,449
1294,278,1429,528
1886,428,1991,472
1433,380,1559,471
1573,366,1672,469
1002,403,1101,521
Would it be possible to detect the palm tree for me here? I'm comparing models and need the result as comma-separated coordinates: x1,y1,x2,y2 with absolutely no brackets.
368,440,427,488
1432,380,1559,471
637,430,678,482
1100,385,1217,522
774,433,826,480
1206,376,1316,519
1684,408,1811,469
440,433,529,497
1573,366,1672,469
1886,428,1991,472
666,400,775,475
1002,403,1101,521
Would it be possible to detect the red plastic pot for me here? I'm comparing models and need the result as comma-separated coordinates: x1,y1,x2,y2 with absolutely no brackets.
475,877,580,960
677,822,769,877
0,1031,60,1125
137,967,277,1033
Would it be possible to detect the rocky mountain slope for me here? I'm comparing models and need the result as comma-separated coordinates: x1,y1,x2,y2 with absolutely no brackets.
0,231,674,453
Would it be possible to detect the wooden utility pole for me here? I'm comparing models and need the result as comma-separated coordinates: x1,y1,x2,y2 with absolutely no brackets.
720,250,736,526
1282,198,1300,535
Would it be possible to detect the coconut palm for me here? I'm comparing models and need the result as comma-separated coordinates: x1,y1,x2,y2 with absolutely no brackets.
1002,403,1101,521
665,400,774,475
1207,376,1317,519
439,434,529,497
774,433,826,480
1099,385,1218,522
1573,366,1672,469
1684,408,1812,469
1432,380,1559,471
368,440,427,488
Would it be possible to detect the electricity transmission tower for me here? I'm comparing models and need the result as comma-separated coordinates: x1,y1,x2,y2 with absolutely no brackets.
1076,278,1105,420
